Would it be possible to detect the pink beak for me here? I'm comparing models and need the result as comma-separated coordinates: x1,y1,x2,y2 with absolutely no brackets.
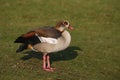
68,26,74,30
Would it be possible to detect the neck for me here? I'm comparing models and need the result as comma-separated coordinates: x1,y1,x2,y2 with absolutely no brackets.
55,26,65,32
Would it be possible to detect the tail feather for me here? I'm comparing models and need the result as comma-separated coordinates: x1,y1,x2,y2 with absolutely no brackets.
14,36,29,53
16,44,28,53
14,36,27,43
14,33,41,53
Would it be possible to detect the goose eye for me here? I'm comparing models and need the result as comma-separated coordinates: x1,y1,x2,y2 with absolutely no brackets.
63,21,68,25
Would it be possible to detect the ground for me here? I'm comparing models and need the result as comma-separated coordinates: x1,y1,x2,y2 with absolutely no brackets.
0,0,120,80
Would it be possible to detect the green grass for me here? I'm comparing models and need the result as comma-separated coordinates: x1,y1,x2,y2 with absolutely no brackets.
0,0,120,80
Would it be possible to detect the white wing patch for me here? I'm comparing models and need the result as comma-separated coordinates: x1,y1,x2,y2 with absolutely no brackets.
35,33,57,44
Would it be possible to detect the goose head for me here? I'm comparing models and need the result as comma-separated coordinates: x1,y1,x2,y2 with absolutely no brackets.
55,20,74,32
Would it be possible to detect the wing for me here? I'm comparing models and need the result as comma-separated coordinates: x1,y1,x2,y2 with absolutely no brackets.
22,27,62,38
14,31,40,45
14,27,62,45
34,27,62,38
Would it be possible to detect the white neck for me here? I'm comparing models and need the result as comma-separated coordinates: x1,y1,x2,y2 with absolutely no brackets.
62,30,71,46
56,26,65,32
53,30,71,52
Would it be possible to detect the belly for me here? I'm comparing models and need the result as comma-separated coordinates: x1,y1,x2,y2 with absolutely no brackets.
33,38,70,53
33,30,71,53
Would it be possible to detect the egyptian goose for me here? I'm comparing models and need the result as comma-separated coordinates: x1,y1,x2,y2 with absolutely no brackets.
14,20,73,71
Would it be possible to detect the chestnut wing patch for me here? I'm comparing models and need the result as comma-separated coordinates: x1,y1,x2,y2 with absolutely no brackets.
14,27,62,45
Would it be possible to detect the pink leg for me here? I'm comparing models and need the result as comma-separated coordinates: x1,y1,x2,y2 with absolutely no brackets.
42,54,55,72
46,55,50,68
46,55,55,71
42,54,47,69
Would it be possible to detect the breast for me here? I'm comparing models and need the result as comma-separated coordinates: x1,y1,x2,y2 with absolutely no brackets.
53,30,71,52
33,30,71,53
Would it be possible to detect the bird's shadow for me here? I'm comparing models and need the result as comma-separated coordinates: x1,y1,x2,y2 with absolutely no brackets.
20,46,82,62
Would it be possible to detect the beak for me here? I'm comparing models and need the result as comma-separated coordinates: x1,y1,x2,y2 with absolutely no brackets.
68,25,74,30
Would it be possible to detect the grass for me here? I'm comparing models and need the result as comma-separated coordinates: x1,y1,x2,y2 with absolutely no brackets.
0,0,120,80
